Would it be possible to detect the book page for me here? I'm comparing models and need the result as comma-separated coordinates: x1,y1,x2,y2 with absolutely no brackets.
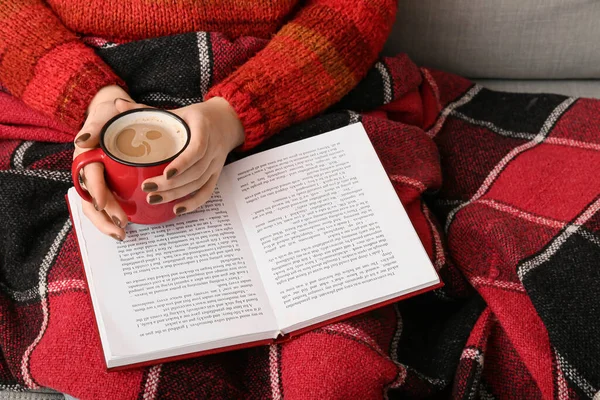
223,123,439,331
68,185,277,362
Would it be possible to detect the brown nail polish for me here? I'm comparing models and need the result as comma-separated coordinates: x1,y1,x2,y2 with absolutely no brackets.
148,194,163,204
75,133,91,144
175,206,187,215
142,182,158,192
110,233,123,242
112,216,122,228
92,197,100,211
166,169,177,180
114,98,131,105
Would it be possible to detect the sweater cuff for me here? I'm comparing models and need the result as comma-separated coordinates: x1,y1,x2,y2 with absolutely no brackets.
21,41,125,133
205,79,268,152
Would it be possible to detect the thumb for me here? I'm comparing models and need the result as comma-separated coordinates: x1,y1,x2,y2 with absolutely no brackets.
114,98,153,113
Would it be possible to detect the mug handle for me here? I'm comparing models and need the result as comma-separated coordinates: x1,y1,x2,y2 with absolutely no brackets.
71,148,105,203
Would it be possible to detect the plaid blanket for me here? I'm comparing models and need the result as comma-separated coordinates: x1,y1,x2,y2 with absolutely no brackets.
1,32,599,400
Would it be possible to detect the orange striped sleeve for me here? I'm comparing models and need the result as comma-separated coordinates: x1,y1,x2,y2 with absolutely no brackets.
205,0,397,150
0,0,123,132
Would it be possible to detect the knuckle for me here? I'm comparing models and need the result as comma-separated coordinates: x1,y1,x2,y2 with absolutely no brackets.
83,120,101,132
194,187,212,205
194,113,207,126
193,176,209,192
199,128,210,144
192,138,206,154
98,100,115,113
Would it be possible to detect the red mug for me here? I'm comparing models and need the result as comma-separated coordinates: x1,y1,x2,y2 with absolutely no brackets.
71,109,191,225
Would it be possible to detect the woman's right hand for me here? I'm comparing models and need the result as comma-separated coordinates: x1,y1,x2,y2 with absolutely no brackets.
73,85,136,241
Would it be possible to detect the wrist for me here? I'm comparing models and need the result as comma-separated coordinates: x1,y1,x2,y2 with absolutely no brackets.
205,97,245,150
88,85,131,114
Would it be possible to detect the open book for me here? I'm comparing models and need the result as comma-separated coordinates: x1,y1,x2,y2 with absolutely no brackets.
67,123,441,370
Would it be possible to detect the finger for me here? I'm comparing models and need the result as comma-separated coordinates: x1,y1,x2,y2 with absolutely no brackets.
75,100,147,149
75,101,119,149
85,167,130,230
141,155,213,193
114,98,152,113
161,115,209,180
172,173,220,215
80,170,88,192
73,148,91,193
75,115,104,148
74,126,101,149
146,160,216,204
83,162,109,211
101,191,129,230
82,201,125,241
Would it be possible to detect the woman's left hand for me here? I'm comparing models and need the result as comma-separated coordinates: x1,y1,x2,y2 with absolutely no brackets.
129,97,244,215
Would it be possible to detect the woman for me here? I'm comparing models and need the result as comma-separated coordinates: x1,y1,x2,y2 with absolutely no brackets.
0,0,397,240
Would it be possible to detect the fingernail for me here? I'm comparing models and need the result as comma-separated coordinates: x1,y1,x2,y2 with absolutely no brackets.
166,169,177,180
148,194,163,204
75,133,91,144
92,197,100,211
142,182,158,192
110,233,123,242
112,216,122,228
114,98,131,105
175,206,187,215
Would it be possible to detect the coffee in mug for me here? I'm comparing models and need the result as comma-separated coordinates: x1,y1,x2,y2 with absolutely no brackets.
103,113,188,165
105,123,186,164
72,109,191,224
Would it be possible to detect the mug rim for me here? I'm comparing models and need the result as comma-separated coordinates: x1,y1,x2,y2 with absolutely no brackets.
99,108,191,167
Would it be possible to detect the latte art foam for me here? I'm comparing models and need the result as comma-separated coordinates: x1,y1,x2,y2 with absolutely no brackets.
105,123,186,164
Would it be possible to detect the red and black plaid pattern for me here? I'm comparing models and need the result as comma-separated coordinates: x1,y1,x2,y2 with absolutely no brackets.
427,83,600,399
1,32,599,399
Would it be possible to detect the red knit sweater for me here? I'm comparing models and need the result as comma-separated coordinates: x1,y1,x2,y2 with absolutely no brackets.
0,0,397,149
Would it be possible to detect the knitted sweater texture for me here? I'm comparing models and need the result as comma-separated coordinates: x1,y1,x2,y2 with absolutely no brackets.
0,0,397,149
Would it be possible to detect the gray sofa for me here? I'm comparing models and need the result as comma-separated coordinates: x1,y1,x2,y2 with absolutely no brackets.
384,0,600,98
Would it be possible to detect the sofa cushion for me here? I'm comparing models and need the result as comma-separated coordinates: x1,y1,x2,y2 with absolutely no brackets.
383,0,600,79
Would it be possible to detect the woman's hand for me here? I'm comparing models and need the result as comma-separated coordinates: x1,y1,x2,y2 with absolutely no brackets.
73,85,134,241
75,92,244,241
139,97,244,215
